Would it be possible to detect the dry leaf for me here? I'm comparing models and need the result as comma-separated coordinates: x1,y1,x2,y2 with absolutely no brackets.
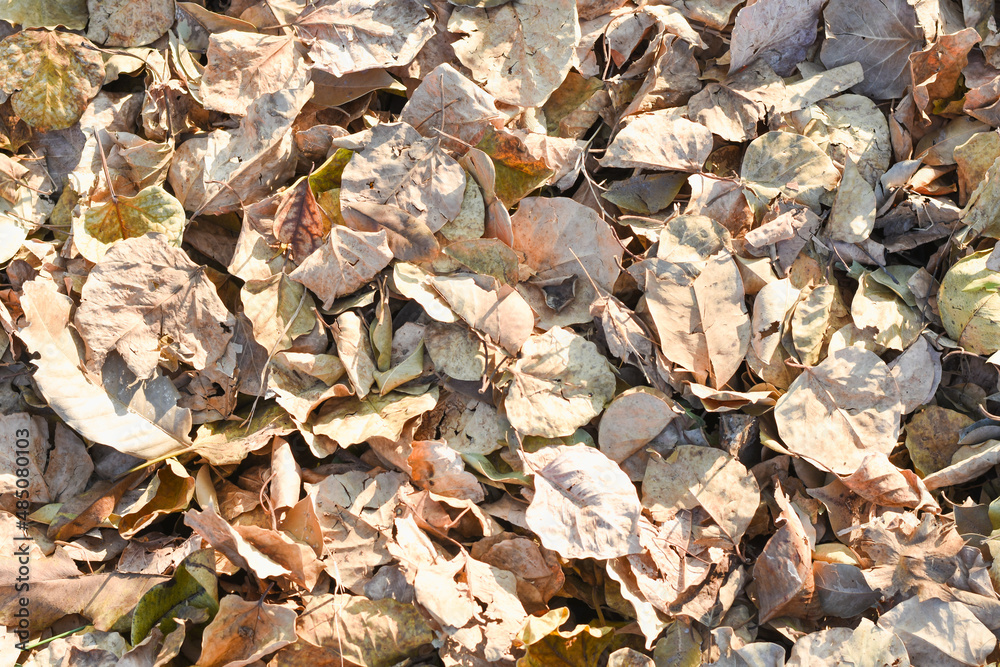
506,327,616,438
729,0,823,75
86,0,173,47
199,595,297,667
449,0,580,107
201,32,309,117
775,346,902,474
523,444,642,560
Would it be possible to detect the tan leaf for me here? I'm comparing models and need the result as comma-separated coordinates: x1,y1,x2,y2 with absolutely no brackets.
641,446,760,545
753,485,816,622
774,346,902,474
408,439,484,503
0,0,87,30
294,0,435,77
86,0,174,47
184,508,292,580
75,233,235,379
341,122,466,234
199,595,297,667
523,444,642,560
825,156,876,243
600,108,712,172
598,387,681,463
331,310,376,398
877,597,995,666
506,327,616,438
741,131,841,210
201,32,310,116
289,226,392,309
309,388,439,451
18,278,192,460
0,30,104,131
511,197,623,327
399,62,501,151
729,0,823,75
427,273,534,355
167,85,311,215
449,0,580,107
820,0,923,99
241,273,320,356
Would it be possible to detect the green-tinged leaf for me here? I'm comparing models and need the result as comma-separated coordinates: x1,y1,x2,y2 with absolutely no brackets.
373,341,425,395
309,148,353,194
0,29,104,131
939,251,1000,354
475,127,553,208
517,623,617,667
118,458,195,538
74,185,186,262
131,548,219,645
309,387,439,452
0,0,88,29
444,238,519,284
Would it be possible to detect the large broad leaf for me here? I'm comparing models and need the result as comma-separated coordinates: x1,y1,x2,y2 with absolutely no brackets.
729,0,823,75
505,327,616,438
0,0,87,29
340,122,466,234
774,346,903,474
741,131,840,210
820,0,923,99
289,226,393,309
523,445,642,560
74,233,236,380
938,250,1000,355
86,0,174,47
131,548,218,645
449,0,580,108
293,0,434,77
73,185,186,262
18,278,193,460
198,595,297,667
0,29,104,131
201,32,309,116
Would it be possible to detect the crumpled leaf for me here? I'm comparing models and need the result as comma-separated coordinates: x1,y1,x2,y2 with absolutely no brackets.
523,444,642,560
289,226,393,309
167,85,311,215
309,388,439,453
75,233,236,380
449,0,580,108
505,327,616,438
774,346,903,474
786,619,909,667
753,485,815,623
294,0,435,77
877,596,995,667
0,29,104,131
86,0,173,47
427,272,534,354
820,0,923,99
642,446,760,545
399,62,501,151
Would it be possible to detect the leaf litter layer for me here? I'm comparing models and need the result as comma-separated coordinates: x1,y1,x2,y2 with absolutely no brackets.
6,0,1000,665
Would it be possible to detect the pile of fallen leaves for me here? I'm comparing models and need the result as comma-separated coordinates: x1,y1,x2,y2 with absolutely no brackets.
8,0,1000,664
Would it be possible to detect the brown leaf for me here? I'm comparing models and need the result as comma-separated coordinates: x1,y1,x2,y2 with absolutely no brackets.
753,485,816,622
201,32,310,116
198,595,297,667
729,0,823,75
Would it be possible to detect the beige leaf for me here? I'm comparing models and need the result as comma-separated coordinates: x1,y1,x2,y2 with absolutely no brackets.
400,63,501,151
331,311,376,398
199,595,297,667
201,32,309,116
798,94,891,187
449,0,580,108
73,185,187,263
753,485,815,623
600,108,712,172
86,0,174,47
341,122,466,233
877,597,995,667
598,387,681,462
729,0,823,75
167,85,311,215
289,226,392,309
309,389,439,451
425,321,487,382
242,274,320,356
294,0,435,77
75,234,235,379
774,346,903,474
741,131,841,210
511,197,622,327
826,156,876,243
641,446,760,545
18,278,192,460
851,270,923,351
506,327,616,438
787,619,909,667
427,273,534,355
409,439,485,503
523,444,642,560
184,508,291,580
